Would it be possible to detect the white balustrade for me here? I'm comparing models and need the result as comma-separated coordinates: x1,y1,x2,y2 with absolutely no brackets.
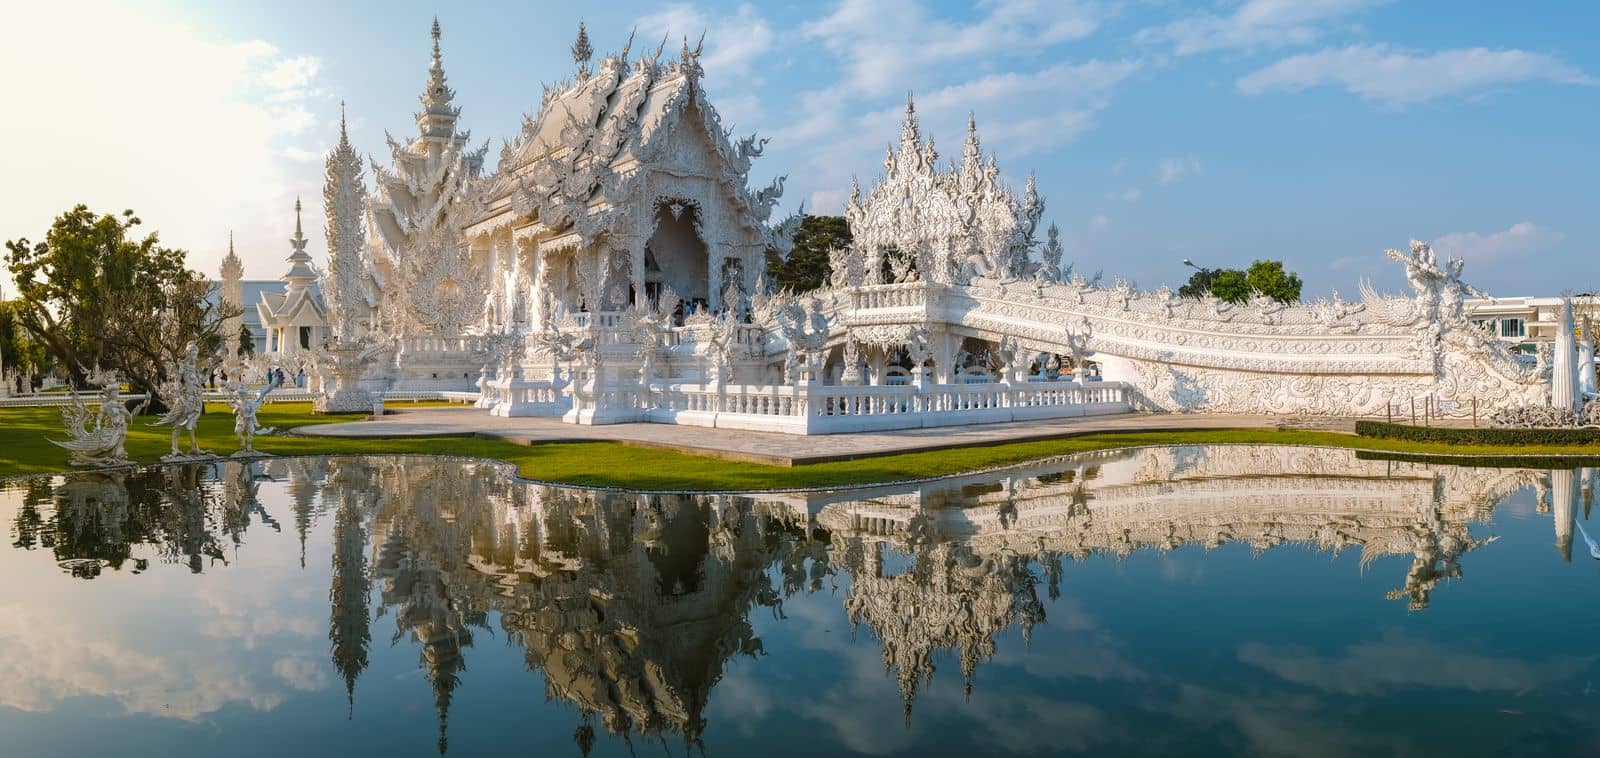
593,379,1133,433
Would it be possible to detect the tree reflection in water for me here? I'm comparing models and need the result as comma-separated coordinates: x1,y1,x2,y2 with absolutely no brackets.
5,447,1585,754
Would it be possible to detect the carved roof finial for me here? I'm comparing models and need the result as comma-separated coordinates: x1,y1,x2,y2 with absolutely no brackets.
338,100,350,148
293,196,304,241
899,91,920,149
416,18,460,139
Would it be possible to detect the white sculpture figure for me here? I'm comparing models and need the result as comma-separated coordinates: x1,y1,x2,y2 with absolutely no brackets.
839,333,863,385
777,297,833,384
1035,223,1064,284
532,315,593,390
905,326,932,387
707,312,740,385
52,368,142,468
996,335,1021,384
226,372,283,457
154,342,212,461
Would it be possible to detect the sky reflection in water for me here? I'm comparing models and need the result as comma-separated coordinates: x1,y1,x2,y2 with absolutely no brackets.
0,446,1597,757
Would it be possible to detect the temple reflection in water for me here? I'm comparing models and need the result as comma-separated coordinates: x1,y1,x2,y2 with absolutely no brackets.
7,447,1593,753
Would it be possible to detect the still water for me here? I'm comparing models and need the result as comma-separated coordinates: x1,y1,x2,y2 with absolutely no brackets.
1,446,1597,757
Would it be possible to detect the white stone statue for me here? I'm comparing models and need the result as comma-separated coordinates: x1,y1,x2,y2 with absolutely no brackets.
51,368,142,468
154,342,212,461
226,371,283,457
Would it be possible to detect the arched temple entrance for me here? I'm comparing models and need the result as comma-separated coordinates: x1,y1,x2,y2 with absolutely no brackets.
645,200,709,312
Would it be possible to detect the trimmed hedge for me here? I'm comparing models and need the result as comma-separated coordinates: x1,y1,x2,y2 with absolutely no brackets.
1355,449,1600,468
1354,420,1600,446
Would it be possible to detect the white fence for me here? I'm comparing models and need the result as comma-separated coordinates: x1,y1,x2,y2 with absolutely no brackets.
578,380,1132,434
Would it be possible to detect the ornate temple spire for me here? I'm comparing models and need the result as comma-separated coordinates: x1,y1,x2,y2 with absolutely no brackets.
324,100,369,340
899,91,920,151
416,17,461,141
960,111,984,178
571,20,593,79
220,231,243,281
282,197,318,289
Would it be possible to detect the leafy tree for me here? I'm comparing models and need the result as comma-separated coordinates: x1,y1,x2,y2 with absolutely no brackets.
764,215,851,293
237,323,257,357
5,205,236,400
1209,269,1253,304
0,300,51,385
1244,259,1303,304
1177,258,1303,305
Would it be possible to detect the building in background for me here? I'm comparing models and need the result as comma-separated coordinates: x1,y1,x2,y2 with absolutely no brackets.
212,199,327,363
1466,295,1599,353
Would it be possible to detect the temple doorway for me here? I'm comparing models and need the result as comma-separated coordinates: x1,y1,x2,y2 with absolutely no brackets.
645,200,709,313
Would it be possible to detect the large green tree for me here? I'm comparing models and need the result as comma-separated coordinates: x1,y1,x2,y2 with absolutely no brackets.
5,205,234,399
764,215,851,293
1178,259,1303,305
0,300,51,388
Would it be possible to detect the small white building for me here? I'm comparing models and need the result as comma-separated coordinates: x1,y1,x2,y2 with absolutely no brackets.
255,198,330,361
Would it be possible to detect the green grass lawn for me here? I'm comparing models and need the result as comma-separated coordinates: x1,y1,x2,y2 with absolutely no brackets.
3,403,1598,490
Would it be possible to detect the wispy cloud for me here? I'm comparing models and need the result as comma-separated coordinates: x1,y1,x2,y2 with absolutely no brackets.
1159,157,1202,185
803,0,1110,96
1138,0,1387,56
1238,45,1593,105
1433,222,1563,263
637,3,774,78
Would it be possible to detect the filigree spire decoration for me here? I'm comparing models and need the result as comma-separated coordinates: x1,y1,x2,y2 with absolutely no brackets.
899,91,920,153
323,100,371,340
571,20,593,79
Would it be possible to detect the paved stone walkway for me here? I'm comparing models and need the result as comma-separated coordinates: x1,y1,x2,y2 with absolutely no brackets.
292,408,1356,466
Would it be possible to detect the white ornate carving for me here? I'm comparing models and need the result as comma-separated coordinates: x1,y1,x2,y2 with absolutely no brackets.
51,368,140,468
154,342,214,461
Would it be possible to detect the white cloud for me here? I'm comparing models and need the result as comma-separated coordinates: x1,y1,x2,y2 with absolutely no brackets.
1238,45,1594,105
802,0,1109,96
1122,187,1142,202
0,2,332,282
1433,222,1562,263
280,146,322,162
1159,157,1202,185
262,55,321,91
1138,0,1388,56
1092,214,1111,230
1239,633,1593,696
637,3,774,78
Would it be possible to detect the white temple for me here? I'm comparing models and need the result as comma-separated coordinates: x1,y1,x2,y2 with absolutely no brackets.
256,198,330,361
219,19,1564,429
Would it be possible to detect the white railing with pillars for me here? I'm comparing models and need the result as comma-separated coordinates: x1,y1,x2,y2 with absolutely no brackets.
850,282,928,311
631,380,1131,434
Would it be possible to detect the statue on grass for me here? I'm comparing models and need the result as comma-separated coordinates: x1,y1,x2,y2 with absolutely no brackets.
51,368,144,468
225,371,284,457
154,342,214,461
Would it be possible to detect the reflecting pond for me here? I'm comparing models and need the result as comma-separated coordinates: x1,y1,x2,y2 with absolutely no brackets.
1,446,1598,756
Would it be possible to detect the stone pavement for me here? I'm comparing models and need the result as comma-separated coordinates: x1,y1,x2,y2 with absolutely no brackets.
292,407,1357,466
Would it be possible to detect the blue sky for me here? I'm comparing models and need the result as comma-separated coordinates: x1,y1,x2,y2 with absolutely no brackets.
4,1,1595,298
